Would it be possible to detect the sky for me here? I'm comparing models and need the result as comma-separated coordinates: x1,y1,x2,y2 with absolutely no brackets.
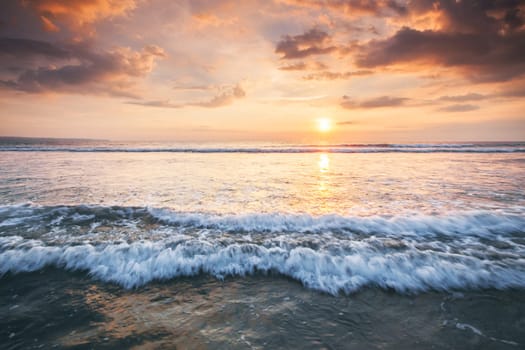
0,0,524,143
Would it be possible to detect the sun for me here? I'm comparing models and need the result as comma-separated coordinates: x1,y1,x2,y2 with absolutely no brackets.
317,118,332,133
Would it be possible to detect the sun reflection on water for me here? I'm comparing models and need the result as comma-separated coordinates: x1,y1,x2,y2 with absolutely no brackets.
317,153,332,200
318,153,330,173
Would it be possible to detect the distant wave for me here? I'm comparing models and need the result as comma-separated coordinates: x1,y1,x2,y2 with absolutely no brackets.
288,143,524,148
1,204,524,294
1,144,524,153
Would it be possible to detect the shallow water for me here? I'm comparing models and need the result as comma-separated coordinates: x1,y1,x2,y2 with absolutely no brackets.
2,270,524,349
1,140,524,348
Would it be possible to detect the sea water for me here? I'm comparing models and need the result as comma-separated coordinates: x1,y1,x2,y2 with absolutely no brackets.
1,139,524,348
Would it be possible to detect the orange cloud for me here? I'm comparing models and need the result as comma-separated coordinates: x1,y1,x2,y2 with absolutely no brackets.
24,0,137,29
39,14,60,32
192,12,238,28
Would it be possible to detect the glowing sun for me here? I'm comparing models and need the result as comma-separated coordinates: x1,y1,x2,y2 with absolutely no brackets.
317,118,332,133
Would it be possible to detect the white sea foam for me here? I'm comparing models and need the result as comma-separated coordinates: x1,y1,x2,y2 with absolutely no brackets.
1,205,524,293
147,208,525,237
1,204,524,237
455,322,520,346
1,236,525,294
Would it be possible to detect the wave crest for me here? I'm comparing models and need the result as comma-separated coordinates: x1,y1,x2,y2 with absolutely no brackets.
1,238,524,294
1,205,524,294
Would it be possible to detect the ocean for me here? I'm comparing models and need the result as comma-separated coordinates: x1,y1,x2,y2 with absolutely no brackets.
1,138,524,349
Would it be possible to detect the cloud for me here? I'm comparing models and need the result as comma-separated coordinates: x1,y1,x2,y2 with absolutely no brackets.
409,0,525,34
40,15,60,32
193,84,246,107
273,1,525,83
191,12,238,28
357,28,485,67
303,70,372,80
24,0,137,29
339,92,488,111
0,37,69,59
498,80,525,98
438,93,486,102
438,104,480,113
340,92,492,112
126,99,182,108
275,28,337,59
172,84,212,91
278,62,307,71
354,0,525,82
128,84,246,109
278,0,407,16
278,61,328,71
341,95,408,109
337,120,356,125
0,38,166,97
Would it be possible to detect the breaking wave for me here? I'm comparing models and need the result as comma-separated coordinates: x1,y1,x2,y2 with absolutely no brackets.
0,204,524,236
1,204,524,294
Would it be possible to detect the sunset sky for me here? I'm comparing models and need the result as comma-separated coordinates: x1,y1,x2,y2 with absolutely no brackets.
1,0,524,142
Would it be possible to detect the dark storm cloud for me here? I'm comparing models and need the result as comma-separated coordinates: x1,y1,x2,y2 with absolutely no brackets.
340,95,408,109
275,28,337,59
